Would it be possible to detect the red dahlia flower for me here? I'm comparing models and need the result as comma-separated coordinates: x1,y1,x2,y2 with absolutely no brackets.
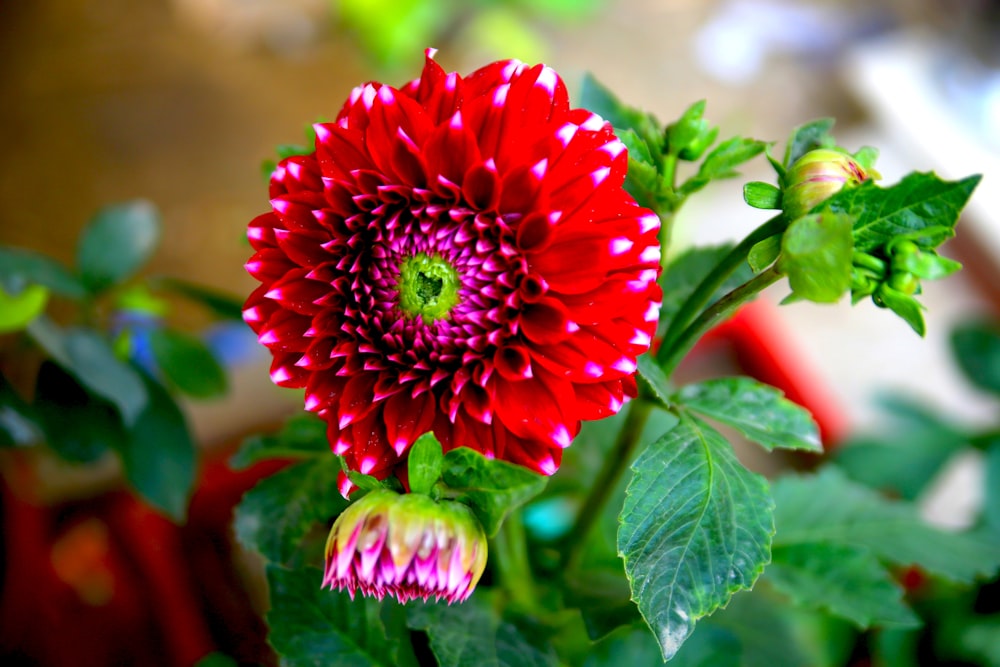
244,49,662,493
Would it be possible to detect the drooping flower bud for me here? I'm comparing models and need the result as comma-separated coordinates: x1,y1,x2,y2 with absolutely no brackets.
783,149,877,219
323,489,487,604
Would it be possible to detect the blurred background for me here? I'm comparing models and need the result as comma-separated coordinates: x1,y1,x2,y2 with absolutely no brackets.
0,0,998,664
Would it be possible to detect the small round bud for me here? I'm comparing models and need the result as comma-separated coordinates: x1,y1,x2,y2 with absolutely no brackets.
323,489,488,604
783,149,876,219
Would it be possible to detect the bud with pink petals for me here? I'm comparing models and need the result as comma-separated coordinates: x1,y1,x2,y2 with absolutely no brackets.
782,148,878,219
323,489,488,604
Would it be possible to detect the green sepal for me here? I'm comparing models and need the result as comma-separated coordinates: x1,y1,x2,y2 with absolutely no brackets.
407,431,444,495
874,285,926,336
782,118,836,172
743,181,782,210
748,235,782,272
777,212,854,303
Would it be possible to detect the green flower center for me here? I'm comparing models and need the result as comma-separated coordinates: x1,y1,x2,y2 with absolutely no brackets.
397,253,460,322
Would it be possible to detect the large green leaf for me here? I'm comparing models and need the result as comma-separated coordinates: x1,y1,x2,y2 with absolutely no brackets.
230,412,329,469
618,414,774,660
28,317,148,425
0,246,88,299
674,376,822,452
777,212,854,303
116,370,197,521
33,361,124,462
76,200,161,292
773,468,1000,583
766,543,919,628
234,456,347,565
266,565,396,667
441,447,547,537
822,173,980,254
950,320,1000,396
406,596,556,667
149,328,228,399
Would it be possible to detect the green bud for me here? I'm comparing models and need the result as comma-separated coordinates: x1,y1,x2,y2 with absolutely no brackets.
782,149,878,219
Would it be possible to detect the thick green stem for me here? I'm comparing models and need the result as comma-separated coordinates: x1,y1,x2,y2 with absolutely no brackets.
492,512,536,610
657,213,787,363
559,399,653,572
658,265,783,378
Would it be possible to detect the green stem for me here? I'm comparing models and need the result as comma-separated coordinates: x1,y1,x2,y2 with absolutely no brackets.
656,213,787,363
559,399,653,572
658,265,783,378
492,512,536,610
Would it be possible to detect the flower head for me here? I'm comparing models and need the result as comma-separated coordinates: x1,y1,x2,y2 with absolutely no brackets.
783,148,877,219
244,49,662,492
323,489,487,604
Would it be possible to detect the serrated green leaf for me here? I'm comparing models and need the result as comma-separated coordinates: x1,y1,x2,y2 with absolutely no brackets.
748,235,782,272
778,212,853,303
149,328,228,399
408,431,444,495
743,181,781,210
659,244,754,333
0,246,88,299
681,137,768,196
266,565,396,667
27,318,148,425
783,118,835,170
154,277,245,321
674,376,822,452
441,447,546,537
822,173,980,253
116,370,197,521
618,414,774,660
33,361,123,462
766,543,919,628
76,200,161,292
234,457,347,565
951,321,1000,395
406,596,556,667
773,467,1000,583
230,412,328,469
